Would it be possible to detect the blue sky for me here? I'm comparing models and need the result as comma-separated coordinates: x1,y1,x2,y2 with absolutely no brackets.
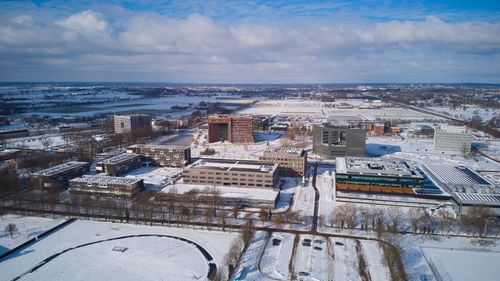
1,0,500,83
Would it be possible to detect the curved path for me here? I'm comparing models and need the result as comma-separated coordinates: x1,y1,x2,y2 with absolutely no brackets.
11,234,216,281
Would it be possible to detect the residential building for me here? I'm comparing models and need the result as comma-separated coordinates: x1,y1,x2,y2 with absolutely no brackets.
69,175,144,197
127,144,191,167
183,158,279,188
96,153,142,176
31,161,91,189
259,146,307,177
313,123,366,159
208,115,254,144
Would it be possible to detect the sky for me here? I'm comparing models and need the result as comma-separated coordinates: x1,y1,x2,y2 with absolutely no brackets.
0,0,500,83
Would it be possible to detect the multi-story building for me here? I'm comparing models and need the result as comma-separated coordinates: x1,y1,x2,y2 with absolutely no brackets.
69,175,144,197
208,115,254,144
183,158,279,188
335,157,424,195
127,144,191,167
31,161,91,189
96,153,142,176
313,123,366,159
259,146,307,177
433,126,472,154
114,114,152,135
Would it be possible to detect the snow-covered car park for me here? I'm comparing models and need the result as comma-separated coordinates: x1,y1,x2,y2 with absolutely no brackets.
0,219,237,281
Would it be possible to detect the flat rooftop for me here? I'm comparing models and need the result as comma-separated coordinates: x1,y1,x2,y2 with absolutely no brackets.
128,144,189,150
263,146,305,156
98,153,140,165
70,175,142,185
436,125,468,133
454,192,500,206
32,161,88,177
336,157,422,178
423,163,494,187
161,183,279,202
186,158,278,174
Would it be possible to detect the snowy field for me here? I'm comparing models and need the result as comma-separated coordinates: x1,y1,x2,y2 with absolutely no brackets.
0,215,64,255
260,233,295,279
421,246,500,281
427,105,499,122
0,219,237,281
400,234,500,281
240,100,442,121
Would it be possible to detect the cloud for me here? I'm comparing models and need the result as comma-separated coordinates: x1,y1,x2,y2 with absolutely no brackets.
0,9,500,82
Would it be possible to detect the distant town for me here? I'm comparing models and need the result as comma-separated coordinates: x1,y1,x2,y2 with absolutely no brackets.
0,83,499,281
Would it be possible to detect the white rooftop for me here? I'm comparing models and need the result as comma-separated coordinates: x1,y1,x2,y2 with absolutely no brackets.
336,157,421,178
70,175,142,185
32,161,88,177
187,159,278,174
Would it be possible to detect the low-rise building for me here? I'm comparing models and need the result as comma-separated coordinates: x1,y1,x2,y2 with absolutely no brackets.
335,157,424,194
127,144,190,167
96,153,141,176
259,146,307,177
31,161,91,189
421,163,500,215
433,126,472,154
183,158,279,188
69,175,144,197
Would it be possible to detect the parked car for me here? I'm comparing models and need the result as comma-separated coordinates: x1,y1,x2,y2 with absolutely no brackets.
272,238,282,246
335,241,344,246
313,246,323,251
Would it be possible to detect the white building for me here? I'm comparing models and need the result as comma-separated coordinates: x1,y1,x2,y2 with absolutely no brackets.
433,126,472,154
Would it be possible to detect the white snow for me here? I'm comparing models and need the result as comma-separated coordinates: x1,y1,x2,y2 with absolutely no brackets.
0,215,64,255
0,219,237,281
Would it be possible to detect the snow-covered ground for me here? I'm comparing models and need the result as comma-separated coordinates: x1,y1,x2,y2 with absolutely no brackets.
0,219,237,281
361,240,391,281
400,234,500,281
332,238,361,281
0,215,64,255
233,231,269,280
260,233,294,280
427,105,498,122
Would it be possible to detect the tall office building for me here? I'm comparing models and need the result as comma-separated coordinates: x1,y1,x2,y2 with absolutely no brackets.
313,123,366,159
433,126,472,154
114,114,152,135
208,115,254,144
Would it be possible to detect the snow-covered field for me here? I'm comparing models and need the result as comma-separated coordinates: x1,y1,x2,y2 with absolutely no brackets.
0,219,237,281
0,215,64,255
427,105,498,122
240,100,442,121
400,234,500,281
260,233,295,279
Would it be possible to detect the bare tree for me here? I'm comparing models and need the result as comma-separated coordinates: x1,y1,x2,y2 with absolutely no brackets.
437,208,455,235
331,204,358,229
463,205,495,237
387,207,403,234
4,223,18,238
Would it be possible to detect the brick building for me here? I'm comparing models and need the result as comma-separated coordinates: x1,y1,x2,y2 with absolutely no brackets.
259,146,307,177
208,115,254,144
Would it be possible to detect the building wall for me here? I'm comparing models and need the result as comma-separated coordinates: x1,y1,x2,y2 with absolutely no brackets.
0,129,29,140
114,115,152,135
128,146,190,167
33,163,91,189
208,115,253,144
313,125,366,159
433,129,472,154
259,151,307,177
231,116,254,144
183,168,278,188
97,155,142,176
69,180,143,197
